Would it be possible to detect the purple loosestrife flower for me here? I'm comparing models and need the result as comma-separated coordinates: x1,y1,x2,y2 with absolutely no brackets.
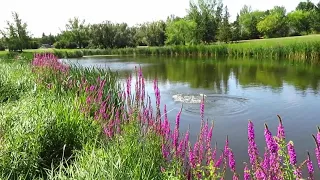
307,152,314,180
200,96,205,120
288,141,302,179
244,164,250,180
228,149,236,172
162,144,169,159
232,174,239,180
177,139,184,158
189,145,196,168
264,124,278,154
89,85,95,91
262,149,270,171
212,143,217,163
206,124,214,148
317,127,320,146
248,120,259,165
315,147,320,169
287,141,297,166
277,115,285,140
215,153,224,168
224,136,229,156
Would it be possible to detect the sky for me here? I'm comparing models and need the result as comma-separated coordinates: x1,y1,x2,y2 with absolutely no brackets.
0,0,318,37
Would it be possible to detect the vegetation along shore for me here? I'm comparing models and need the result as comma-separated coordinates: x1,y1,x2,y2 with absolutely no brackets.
0,51,320,179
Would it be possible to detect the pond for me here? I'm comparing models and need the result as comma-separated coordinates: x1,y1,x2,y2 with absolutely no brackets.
63,56,320,173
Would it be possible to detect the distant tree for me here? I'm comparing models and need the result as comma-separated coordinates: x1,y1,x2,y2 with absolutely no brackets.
41,33,56,45
65,17,89,48
231,14,241,41
165,19,197,45
136,21,166,46
239,6,265,39
257,6,289,38
287,10,312,35
187,0,223,44
218,6,231,43
0,12,30,51
296,0,317,11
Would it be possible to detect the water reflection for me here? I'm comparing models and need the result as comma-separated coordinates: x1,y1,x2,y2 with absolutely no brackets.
111,57,320,94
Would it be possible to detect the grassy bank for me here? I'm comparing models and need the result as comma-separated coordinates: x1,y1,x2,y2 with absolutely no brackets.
0,56,164,179
1,53,320,179
2,35,320,62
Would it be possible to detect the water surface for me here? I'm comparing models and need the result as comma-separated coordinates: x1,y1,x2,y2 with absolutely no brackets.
64,56,320,174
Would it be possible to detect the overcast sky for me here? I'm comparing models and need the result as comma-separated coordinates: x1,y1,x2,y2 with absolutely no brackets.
0,0,318,37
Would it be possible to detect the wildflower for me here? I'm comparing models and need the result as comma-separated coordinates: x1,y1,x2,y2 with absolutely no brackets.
307,152,314,180
228,149,236,172
264,124,278,154
244,164,250,180
248,120,259,165
276,115,285,140
287,141,297,166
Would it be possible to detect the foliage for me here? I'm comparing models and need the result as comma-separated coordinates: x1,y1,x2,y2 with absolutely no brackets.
165,18,197,45
238,6,265,39
231,14,241,41
0,12,30,51
41,33,56,45
257,6,289,38
0,41,5,51
187,0,223,44
217,6,231,43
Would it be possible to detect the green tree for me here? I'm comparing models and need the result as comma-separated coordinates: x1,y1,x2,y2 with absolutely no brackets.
257,6,289,38
239,6,265,39
296,0,317,11
287,10,312,35
136,21,166,46
218,6,231,43
165,19,197,45
187,0,223,44
1,12,30,51
41,33,56,45
65,17,89,48
231,14,241,41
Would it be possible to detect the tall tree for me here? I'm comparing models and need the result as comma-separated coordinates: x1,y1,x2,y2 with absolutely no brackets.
188,0,222,44
239,6,265,39
257,6,289,38
218,6,231,43
231,14,241,41
0,12,30,51
296,0,317,11
165,19,197,45
65,17,89,48
287,10,312,34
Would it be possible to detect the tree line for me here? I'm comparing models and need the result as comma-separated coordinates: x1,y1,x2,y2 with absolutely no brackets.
1,0,320,51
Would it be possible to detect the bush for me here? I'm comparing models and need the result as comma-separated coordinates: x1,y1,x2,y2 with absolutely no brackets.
0,42,5,51
53,41,67,49
66,42,78,49
29,41,40,49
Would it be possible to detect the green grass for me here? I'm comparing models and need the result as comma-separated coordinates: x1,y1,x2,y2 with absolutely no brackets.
0,58,164,179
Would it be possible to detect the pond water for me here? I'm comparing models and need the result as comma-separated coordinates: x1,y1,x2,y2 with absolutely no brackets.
63,56,320,174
